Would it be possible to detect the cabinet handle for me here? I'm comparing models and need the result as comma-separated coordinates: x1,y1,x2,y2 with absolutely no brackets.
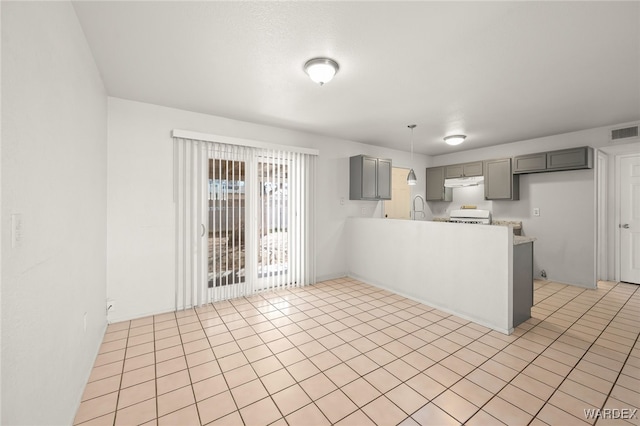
620,224,630,229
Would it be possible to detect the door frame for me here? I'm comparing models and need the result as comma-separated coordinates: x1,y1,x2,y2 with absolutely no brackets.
614,152,640,282
598,141,640,282
596,150,608,281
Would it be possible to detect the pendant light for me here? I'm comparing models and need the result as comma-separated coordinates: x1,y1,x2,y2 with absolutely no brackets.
407,124,417,185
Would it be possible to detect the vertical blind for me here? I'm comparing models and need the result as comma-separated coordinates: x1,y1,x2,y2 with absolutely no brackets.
173,135,316,309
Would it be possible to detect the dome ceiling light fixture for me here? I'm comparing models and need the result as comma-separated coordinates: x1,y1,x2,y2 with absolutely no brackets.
303,57,339,86
444,134,467,146
407,124,417,186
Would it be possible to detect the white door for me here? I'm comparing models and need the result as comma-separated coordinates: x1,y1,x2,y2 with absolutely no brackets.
620,155,640,284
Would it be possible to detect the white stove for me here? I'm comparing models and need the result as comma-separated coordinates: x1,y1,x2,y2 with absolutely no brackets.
449,209,492,225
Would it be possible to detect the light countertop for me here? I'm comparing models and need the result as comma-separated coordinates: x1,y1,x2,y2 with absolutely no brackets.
492,220,522,230
514,236,536,245
432,218,523,230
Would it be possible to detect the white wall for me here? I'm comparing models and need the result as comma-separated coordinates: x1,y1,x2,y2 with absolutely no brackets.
0,2,4,422
425,124,640,287
106,97,429,322
1,3,107,425
493,170,595,287
0,2,4,421
347,218,514,334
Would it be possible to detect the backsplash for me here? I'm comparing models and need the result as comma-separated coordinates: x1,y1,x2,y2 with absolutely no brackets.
427,184,492,216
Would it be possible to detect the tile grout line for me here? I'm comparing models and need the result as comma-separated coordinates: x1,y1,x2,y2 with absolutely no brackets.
153,316,159,424
511,283,628,425
193,302,244,424
521,282,639,426
81,279,637,426
204,293,288,424
240,282,426,424
255,284,374,425
82,282,528,424
190,305,227,425
282,282,496,424
593,287,640,426
160,310,202,424
423,283,612,424
113,320,131,426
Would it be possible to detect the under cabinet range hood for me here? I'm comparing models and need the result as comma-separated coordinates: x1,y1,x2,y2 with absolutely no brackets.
444,176,485,188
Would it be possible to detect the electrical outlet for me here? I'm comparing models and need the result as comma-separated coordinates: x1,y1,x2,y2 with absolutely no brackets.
533,208,540,217
361,207,366,216
340,197,345,206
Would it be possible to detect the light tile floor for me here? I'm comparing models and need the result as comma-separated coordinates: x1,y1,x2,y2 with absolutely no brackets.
75,278,640,425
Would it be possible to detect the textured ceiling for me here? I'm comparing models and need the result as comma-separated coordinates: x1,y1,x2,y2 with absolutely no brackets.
73,1,640,155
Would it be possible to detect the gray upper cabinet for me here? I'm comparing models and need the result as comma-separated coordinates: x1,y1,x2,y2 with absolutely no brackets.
514,146,593,174
426,167,452,201
547,147,593,171
445,161,483,178
484,158,520,200
376,158,392,199
349,155,392,200
513,153,546,174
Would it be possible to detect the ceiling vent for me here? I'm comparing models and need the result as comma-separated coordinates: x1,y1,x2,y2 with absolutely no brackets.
611,126,638,141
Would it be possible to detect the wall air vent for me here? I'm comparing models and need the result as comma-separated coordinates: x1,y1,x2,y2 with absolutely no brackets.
611,126,638,141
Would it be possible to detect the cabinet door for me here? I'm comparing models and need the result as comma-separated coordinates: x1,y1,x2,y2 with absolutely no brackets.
361,156,378,199
445,164,463,178
485,158,519,200
426,167,452,201
547,147,592,170
377,158,392,199
463,162,483,177
514,153,546,174
446,162,483,177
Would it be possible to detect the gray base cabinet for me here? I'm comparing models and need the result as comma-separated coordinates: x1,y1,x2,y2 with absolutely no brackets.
350,155,391,200
484,158,519,200
426,167,452,201
513,242,533,327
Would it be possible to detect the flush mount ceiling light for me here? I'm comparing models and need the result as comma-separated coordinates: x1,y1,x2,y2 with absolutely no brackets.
407,124,417,186
304,57,339,86
444,135,467,146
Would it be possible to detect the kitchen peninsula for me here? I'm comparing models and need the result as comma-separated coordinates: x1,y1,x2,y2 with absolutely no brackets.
346,218,534,334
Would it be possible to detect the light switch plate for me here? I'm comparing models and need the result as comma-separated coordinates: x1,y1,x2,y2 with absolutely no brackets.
11,214,23,248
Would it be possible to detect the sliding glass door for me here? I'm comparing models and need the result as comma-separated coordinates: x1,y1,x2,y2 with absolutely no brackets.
174,133,315,308
257,159,290,286
207,154,295,293
208,158,246,288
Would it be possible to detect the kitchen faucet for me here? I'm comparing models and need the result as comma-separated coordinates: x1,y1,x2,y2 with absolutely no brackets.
412,194,426,220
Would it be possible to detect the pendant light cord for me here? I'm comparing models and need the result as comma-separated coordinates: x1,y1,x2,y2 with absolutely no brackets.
408,124,417,161
406,124,418,186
